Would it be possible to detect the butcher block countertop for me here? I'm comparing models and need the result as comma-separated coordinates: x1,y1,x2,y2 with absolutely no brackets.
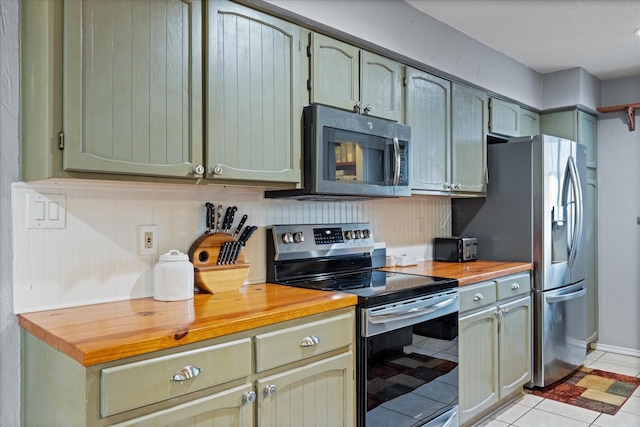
381,260,533,286
18,284,357,367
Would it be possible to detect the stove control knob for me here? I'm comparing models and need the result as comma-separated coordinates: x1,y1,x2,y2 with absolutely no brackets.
293,231,304,243
354,229,363,239
362,229,371,239
282,232,294,244
344,230,354,240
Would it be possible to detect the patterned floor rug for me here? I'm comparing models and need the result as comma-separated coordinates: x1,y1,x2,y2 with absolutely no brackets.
530,366,640,415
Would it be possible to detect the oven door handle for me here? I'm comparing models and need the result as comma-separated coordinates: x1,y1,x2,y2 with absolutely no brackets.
368,297,457,324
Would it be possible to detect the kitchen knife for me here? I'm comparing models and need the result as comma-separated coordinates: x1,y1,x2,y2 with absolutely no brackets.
233,214,248,238
205,203,213,233
224,241,239,265
216,204,223,233
216,241,230,265
238,225,258,246
221,207,232,233
226,241,240,264
225,206,238,233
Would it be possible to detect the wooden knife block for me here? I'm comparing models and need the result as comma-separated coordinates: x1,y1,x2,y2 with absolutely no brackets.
188,233,249,294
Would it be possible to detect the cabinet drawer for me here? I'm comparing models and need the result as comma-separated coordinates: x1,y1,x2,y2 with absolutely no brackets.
255,312,353,372
101,338,251,417
459,281,497,313
496,273,530,300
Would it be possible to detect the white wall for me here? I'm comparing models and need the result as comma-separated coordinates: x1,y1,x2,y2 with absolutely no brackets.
596,76,640,354
12,182,450,313
542,68,602,112
0,0,21,425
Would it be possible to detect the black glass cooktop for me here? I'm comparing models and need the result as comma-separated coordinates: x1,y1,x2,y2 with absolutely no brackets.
277,269,458,307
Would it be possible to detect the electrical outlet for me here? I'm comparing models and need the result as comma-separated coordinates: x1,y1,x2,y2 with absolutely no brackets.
138,225,158,255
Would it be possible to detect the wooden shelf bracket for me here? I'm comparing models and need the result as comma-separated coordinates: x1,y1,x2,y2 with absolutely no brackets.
597,103,640,131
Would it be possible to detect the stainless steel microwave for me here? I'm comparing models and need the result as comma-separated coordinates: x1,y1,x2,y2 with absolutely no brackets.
265,104,411,200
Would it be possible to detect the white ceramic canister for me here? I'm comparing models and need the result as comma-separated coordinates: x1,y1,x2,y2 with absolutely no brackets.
153,250,194,301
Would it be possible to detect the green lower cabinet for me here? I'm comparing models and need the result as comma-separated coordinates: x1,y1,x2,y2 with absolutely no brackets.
111,384,254,427
21,308,356,427
257,353,354,427
459,305,500,424
459,274,532,426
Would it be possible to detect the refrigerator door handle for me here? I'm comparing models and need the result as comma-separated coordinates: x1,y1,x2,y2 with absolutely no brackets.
545,285,587,304
566,156,584,267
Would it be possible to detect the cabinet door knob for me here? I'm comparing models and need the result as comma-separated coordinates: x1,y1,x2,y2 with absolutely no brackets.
353,102,361,113
511,283,520,290
212,165,223,175
473,293,483,302
363,104,372,114
264,384,278,396
193,164,205,177
300,335,320,347
170,365,202,382
243,391,257,404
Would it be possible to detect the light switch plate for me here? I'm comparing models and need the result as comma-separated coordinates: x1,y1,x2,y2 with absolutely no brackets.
27,192,66,229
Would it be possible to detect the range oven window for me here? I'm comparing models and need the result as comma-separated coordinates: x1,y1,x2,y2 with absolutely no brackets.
323,127,407,187
359,291,459,427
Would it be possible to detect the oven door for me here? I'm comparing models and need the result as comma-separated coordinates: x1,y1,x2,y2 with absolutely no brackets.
358,290,460,427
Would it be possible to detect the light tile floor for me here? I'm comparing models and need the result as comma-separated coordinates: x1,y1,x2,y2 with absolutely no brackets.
473,350,640,427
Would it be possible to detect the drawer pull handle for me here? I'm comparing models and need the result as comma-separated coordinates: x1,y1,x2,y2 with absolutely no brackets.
300,335,320,347
264,384,278,396
243,391,257,404
511,283,520,290
473,294,483,302
171,365,202,382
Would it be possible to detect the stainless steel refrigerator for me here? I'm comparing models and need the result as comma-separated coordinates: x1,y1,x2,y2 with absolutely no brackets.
453,134,587,387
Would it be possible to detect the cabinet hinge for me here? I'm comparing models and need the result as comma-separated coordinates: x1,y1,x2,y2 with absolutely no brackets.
58,132,64,150
307,78,311,92
306,44,311,58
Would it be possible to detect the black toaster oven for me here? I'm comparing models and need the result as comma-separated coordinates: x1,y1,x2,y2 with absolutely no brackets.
434,237,478,262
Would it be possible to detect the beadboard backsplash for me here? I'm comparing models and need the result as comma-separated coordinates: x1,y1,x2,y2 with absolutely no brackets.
12,180,451,313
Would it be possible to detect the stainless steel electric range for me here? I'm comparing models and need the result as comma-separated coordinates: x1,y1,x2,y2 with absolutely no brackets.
266,223,460,427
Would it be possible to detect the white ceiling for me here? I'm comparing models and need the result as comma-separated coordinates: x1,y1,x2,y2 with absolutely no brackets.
405,0,640,81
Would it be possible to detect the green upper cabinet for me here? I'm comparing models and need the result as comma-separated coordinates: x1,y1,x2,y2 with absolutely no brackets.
405,68,451,192
207,1,306,184
63,0,204,178
451,84,488,194
488,98,519,137
541,109,597,167
578,111,598,168
310,33,403,122
518,108,540,136
310,33,360,113
360,50,403,121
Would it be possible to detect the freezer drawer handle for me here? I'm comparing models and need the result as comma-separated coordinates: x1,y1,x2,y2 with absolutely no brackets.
545,286,587,304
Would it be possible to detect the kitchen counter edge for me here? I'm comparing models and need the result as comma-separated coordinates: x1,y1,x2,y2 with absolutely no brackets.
380,260,533,285
18,283,357,367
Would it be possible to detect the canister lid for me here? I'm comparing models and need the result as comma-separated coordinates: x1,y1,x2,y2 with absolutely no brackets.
158,249,189,262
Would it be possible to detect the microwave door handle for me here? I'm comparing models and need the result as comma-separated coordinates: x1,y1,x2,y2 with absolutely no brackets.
392,137,400,186
567,156,584,266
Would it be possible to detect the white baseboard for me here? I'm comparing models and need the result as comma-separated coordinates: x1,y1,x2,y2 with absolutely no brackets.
591,342,640,358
